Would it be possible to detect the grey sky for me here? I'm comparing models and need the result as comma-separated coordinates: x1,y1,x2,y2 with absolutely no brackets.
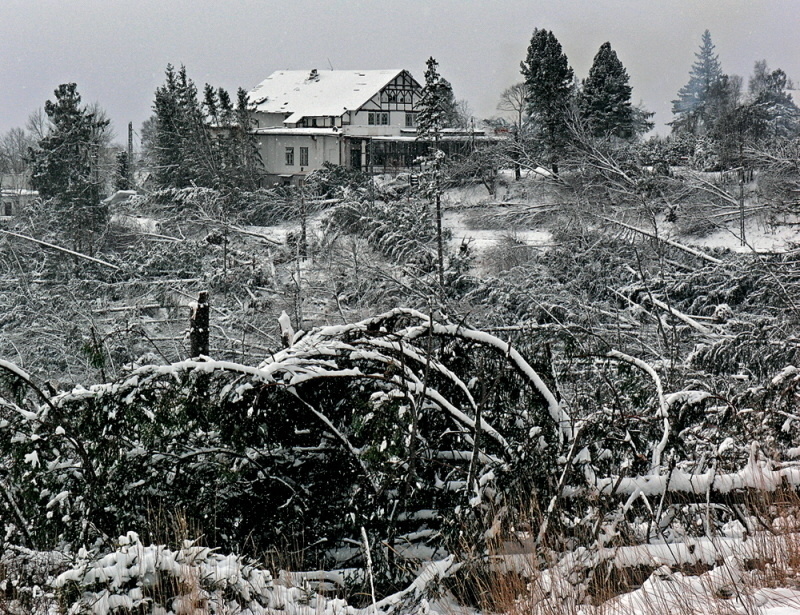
2,0,798,143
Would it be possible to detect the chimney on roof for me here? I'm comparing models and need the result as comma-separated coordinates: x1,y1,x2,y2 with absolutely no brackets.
308,68,319,82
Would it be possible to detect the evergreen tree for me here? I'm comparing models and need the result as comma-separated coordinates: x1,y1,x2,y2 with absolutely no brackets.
29,83,110,252
114,151,131,191
746,61,799,139
151,64,217,189
417,57,453,140
579,42,636,138
151,65,188,188
520,28,574,173
231,87,264,190
437,78,462,128
218,88,234,126
147,66,263,190
416,56,452,292
202,83,219,125
671,30,724,135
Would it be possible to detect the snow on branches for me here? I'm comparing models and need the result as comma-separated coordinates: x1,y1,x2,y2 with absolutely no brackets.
2,308,800,602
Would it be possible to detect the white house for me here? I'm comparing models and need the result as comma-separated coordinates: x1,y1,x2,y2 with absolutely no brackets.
247,68,429,183
0,188,37,218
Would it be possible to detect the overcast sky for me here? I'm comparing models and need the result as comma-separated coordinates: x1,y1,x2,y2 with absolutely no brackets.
1,0,798,143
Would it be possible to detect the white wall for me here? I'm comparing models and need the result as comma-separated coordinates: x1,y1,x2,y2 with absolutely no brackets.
347,110,415,137
256,133,342,177
252,111,288,129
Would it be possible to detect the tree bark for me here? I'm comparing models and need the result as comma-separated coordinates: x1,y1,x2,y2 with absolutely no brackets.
189,290,210,358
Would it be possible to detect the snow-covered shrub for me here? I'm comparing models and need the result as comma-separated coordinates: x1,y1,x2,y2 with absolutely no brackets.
480,234,537,274
690,136,722,171
54,532,274,615
304,162,371,200
2,535,459,615
129,186,311,227
0,544,70,614
634,133,695,167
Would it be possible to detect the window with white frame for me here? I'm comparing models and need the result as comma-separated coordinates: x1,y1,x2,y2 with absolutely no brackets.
285,147,294,166
405,113,415,127
300,147,309,167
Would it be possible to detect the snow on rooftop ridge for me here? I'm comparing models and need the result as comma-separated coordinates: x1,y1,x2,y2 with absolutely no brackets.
247,69,409,119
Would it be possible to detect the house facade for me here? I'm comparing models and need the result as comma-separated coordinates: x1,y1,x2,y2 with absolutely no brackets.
0,189,37,218
247,69,436,184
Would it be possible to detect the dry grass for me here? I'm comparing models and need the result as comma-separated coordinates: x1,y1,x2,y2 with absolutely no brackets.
454,489,800,615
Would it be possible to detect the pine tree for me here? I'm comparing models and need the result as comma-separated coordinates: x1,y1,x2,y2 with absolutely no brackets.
671,30,724,135
579,42,636,138
148,66,263,190
29,83,110,253
437,78,462,128
416,56,452,292
746,61,799,139
151,65,218,189
151,65,187,188
114,151,131,191
202,83,219,125
520,28,574,174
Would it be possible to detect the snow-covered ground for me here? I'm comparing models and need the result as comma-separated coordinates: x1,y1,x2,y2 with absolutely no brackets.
678,216,800,253
443,208,552,252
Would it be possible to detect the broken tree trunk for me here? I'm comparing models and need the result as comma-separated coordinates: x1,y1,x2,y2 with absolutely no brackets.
596,215,724,265
189,290,210,358
0,229,121,270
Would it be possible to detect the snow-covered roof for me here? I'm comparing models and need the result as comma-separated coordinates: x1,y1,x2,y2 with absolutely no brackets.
247,69,406,121
253,127,340,136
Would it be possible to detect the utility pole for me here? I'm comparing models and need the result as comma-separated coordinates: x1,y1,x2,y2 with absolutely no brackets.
127,121,135,189
299,188,307,257
369,137,375,208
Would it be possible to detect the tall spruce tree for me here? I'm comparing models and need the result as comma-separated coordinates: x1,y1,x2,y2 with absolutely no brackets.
29,83,110,253
579,42,635,138
151,65,189,188
231,87,264,190
202,83,219,125
520,28,574,174
671,30,724,135
416,56,452,292
114,151,131,191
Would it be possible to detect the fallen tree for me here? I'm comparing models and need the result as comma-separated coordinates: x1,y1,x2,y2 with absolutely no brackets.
1,309,799,606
